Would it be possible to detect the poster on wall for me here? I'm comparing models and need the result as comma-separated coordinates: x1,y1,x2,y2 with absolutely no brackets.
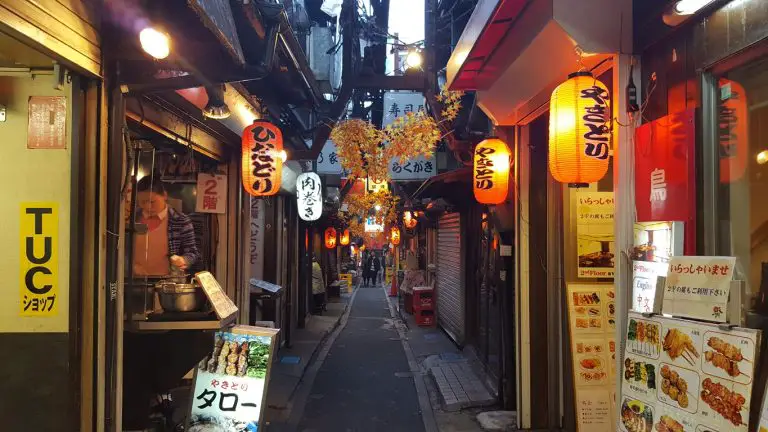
576,192,615,279
188,325,280,432
620,311,760,432
19,202,59,316
662,256,737,323
196,173,227,214
631,222,684,313
566,283,617,432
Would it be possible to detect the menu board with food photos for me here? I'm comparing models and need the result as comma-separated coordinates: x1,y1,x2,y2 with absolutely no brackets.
620,311,760,432
566,283,617,432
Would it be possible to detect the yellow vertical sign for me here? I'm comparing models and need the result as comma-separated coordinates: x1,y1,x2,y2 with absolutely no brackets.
19,203,58,316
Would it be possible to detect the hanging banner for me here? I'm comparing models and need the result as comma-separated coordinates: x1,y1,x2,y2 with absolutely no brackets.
196,173,227,214
719,79,748,184
296,172,323,221
620,311,759,432
662,256,736,323
188,325,280,431
383,91,436,181
635,109,696,254
566,283,617,432
576,192,615,279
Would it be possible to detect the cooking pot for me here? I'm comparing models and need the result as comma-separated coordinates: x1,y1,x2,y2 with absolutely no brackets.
156,282,204,312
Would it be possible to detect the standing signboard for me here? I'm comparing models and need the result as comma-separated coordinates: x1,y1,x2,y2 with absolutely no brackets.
619,311,759,432
662,256,736,323
576,191,615,279
566,283,617,432
188,325,280,431
383,91,437,181
196,173,228,214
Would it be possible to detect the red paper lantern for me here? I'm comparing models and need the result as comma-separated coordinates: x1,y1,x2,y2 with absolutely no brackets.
324,227,337,249
340,229,350,246
549,72,611,184
403,211,418,229
242,120,283,196
473,138,511,204
390,227,401,246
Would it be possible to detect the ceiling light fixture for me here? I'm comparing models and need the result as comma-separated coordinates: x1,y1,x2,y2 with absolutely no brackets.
203,85,231,119
139,27,171,60
674,0,715,15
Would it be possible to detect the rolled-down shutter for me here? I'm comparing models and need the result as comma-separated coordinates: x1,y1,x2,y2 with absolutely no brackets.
436,212,465,344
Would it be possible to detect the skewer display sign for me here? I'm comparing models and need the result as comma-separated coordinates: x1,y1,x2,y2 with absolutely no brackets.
566,283,617,432
187,325,280,432
620,311,760,432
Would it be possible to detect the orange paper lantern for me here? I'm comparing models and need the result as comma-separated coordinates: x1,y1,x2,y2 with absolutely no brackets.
324,227,337,249
360,244,366,252
403,211,418,229
473,138,511,204
340,229,350,246
390,227,401,245
549,72,610,184
242,120,283,196
719,78,748,183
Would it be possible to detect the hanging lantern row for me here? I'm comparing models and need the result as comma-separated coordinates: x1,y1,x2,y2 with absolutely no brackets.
390,227,401,246
473,137,511,205
340,229,350,246
242,120,283,197
548,71,610,185
403,210,418,229
296,172,322,221
324,227,337,249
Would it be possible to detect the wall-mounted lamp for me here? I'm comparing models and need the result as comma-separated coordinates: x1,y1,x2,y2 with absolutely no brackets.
203,85,231,119
405,50,423,69
139,27,171,60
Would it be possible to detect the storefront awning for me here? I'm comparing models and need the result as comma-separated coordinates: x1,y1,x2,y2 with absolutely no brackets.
446,0,630,125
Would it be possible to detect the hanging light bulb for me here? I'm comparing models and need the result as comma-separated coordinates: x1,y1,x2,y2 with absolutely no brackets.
139,27,171,60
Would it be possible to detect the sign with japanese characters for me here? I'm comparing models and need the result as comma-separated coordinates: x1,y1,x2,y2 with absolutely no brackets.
576,192,615,279
19,203,59,316
189,325,280,431
366,177,388,194
662,256,736,323
296,172,322,221
364,217,384,233
196,173,227,214
383,91,437,181
619,311,760,432
195,271,238,321
635,109,696,254
27,96,67,149
314,140,348,176
565,283,617,432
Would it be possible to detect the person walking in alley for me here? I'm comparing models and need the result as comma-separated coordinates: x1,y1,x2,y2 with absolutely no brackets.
312,255,326,313
363,253,374,286
369,252,381,286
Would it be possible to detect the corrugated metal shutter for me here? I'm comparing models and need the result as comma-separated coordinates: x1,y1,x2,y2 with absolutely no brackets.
437,212,464,344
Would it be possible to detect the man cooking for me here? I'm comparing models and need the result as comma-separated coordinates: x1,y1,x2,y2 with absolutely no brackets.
133,175,200,276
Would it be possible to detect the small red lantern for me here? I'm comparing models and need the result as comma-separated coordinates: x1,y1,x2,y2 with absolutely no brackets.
242,120,283,196
324,227,337,249
390,227,401,246
473,138,511,204
340,229,350,246
403,211,418,229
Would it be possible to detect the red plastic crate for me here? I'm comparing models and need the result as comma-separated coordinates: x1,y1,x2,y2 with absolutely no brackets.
415,308,435,327
412,286,434,311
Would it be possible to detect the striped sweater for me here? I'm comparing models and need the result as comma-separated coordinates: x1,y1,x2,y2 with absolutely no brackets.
167,207,201,268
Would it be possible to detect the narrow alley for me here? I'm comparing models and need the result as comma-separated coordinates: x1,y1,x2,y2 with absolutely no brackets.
293,284,428,432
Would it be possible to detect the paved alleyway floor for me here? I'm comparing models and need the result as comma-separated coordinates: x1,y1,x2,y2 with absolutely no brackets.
292,284,428,432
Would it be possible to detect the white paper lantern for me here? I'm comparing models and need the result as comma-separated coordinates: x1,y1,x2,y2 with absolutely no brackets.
296,172,322,221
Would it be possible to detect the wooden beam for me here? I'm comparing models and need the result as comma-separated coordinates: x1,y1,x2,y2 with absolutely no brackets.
353,73,426,90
